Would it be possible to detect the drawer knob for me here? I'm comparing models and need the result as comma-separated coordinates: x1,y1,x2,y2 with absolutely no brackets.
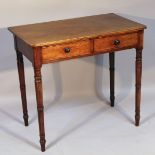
64,47,71,53
113,39,120,46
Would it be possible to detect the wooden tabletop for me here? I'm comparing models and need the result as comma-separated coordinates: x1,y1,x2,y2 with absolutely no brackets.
8,13,146,47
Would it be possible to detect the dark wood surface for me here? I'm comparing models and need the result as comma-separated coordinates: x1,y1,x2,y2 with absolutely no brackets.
109,52,115,107
135,48,142,126
9,13,146,47
14,37,29,126
8,13,146,152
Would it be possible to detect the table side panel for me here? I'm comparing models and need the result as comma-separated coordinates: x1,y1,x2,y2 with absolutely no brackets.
16,37,34,63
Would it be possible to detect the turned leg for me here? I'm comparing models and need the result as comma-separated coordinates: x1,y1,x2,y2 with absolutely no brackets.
16,50,29,126
109,52,115,107
34,67,46,152
135,48,142,126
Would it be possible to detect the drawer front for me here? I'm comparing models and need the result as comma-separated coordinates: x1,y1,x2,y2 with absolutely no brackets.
42,40,91,63
94,32,138,53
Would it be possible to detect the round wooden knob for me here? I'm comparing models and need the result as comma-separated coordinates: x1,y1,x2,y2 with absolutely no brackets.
113,39,120,46
64,47,71,53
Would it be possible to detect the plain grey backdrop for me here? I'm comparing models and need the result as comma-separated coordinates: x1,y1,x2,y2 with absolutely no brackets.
0,0,155,154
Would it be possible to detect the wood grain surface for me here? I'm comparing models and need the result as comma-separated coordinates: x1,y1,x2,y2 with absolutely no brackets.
9,13,146,47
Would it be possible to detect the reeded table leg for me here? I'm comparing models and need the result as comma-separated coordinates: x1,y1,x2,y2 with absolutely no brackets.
109,52,115,107
135,48,143,126
34,67,46,152
16,50,29,126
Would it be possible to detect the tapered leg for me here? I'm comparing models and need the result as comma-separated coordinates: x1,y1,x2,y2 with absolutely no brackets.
34,67,46,152
109,52,115,107
16,50,29,126
135,48,142,126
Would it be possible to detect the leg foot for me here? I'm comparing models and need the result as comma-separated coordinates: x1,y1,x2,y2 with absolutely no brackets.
135,115,140,126
24,115,29,126
40,139,46,152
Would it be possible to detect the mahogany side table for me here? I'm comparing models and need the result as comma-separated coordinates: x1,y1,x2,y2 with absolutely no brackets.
8,13,146,152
